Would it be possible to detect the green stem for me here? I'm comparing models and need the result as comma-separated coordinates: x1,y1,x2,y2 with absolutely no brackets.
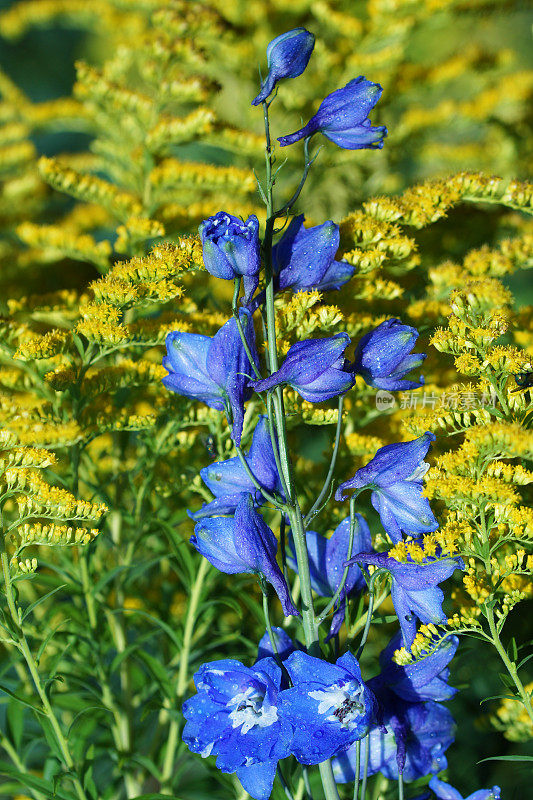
304,395,344,526
360,734,370,800
232,278,263,379
260,99,339,800
317,494,357,625
1,554,90,800
352,739,361,800
160,557,210,794
398,772,404,800
235,445,284,509
486,603,533,726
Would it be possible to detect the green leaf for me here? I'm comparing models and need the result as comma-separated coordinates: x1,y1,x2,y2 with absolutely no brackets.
0,762,73,800
478,755,533,763
20,584,67,623
67,705,112,737
35,617,71,664
6,696,25,749
134,649,173,698
0,682,45,715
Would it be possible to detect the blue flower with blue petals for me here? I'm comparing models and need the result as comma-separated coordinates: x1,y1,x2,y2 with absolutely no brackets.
163,310,258,446
429,777,501,800
273,215,354,293
336,433,439,543
281,651,376,764
346,549,464,647
199,212,261,304
252,28,315,106
334,632,457,784
182,656,294,800
353,318,426,391
287,514,371,639
376,632,459,703
251,333,354,402
191,494,298,617
333,696,454,783
190,416,282,520
278,77,387,150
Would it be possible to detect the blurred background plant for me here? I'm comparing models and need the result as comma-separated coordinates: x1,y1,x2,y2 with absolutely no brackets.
0,1,531,799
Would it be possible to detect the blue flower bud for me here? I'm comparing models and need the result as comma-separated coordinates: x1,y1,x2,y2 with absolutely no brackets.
191,494,298,617
336,433,439,543
251,333,354,402
353,318,426,390
273,215,354,292
252,28,315,106
278,76,387,150
199,212,260,303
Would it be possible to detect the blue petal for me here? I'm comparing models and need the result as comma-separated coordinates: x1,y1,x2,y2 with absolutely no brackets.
236,760,278,800
324,121,387,150
251,334,351,392
336,433,436,500
234,496,299,617
191,516,247,573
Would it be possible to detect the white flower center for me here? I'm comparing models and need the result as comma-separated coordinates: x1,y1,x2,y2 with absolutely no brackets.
227,686,278,735
308,681,365,728
408,462,429,482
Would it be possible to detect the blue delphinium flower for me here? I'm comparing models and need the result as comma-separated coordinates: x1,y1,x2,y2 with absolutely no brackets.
346,549,464,647
334,632,457,784
251,334,354,401
190,416,282,519
333,696,454,783
273,215,354,292
182,656,294,800
287,515,371,639
199,212,261,303
191,494,298,617
281,651,376,764
376,632,459,703
278,77,387,150
252,28,315,106
163,310,258,446
353,318,426,391
429,777,501,800
336,433,439,543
